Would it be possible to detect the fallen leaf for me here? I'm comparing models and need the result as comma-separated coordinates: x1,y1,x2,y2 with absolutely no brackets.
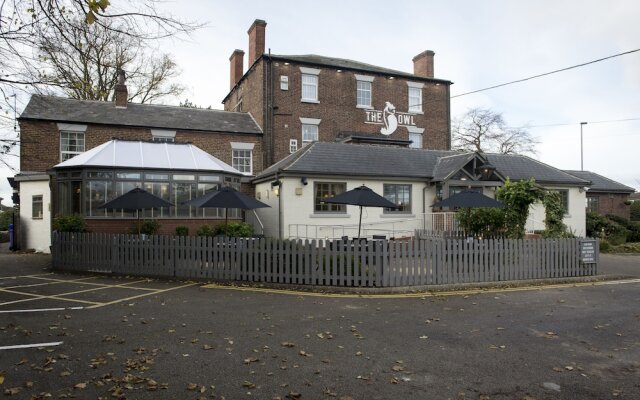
242,381,256,389
4,387,21,396
187,383,198,391
202,345,213,350
0,370,4,384
391,365,404,372
244,357,259,365
73,382,87,389
281,342,295,348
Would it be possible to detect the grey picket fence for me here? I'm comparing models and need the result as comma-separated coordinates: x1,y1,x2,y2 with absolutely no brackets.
51,233,598,287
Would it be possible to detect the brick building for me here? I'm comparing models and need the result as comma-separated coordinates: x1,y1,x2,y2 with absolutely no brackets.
15,79,264,251
223,19,453,166
564,170,635,219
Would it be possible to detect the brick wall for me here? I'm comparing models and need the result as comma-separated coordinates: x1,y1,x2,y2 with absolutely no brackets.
19,120,264,174
588,192,631,219
223,57,451,165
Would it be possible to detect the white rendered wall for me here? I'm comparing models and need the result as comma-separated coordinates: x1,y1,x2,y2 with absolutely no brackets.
528,187,586,237
19,180,51,253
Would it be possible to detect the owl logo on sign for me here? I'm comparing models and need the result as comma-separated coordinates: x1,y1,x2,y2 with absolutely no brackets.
379,102,398,136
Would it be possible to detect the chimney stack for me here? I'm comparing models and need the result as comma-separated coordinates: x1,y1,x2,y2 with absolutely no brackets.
247,19,267,66
114,69,128,108
412,50,435,78
229,49,245,89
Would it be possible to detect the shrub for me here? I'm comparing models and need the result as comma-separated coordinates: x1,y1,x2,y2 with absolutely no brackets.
131,219,160,235
586,212,627,241
605,214,640,242
496,178,542,239
0,209,14,230
175,226,189,236
196,225,214,237
214,222,254,237
599,239,611,253
630,202,640,221
456,208,505,238
542,191,571,238
53,214,86,232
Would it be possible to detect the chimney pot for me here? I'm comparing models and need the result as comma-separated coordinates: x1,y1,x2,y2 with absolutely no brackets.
114,69,128,108
229,49,245,90
412,50,435,78
247,19,267,66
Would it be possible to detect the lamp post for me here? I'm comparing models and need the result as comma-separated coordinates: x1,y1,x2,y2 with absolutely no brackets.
580,122,588,171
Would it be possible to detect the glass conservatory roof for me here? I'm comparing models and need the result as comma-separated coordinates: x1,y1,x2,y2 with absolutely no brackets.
54,139,241,174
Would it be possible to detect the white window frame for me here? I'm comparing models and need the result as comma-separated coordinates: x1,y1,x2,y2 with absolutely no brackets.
32,195,43,219
407,127,424,149
231,142,255,175
280,75,289,90
151,129,176,143
355,74,374,108
289,139,298,153
58,124,87,162
300,67,320,103
300,117,321,145
407,81,424,114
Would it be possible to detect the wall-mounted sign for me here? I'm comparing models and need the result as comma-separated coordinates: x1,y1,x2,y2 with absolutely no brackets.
364,102,417,136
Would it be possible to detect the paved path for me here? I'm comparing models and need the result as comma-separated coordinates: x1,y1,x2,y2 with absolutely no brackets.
0,250,639,399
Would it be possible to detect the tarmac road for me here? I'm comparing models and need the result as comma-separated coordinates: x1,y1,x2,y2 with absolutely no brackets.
0,248,638,399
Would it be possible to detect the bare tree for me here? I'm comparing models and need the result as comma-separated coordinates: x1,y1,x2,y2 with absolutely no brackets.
0,0,203,164
34,18,184,103
452,107,538,155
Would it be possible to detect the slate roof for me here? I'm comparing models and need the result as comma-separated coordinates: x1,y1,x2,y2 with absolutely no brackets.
253,142,590,186
20,95,263,135
564,170,635,193
269,54,452,83
54,139,241,174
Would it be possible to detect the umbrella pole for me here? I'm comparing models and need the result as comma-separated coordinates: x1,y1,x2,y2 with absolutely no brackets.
137,210,141,235
358,205,363,239
225,208,228,236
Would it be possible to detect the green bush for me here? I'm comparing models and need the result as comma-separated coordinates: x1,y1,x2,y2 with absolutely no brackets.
605,214,640,242
586,212,627,240
630,202,640,221
456,208,505,238
609,242,640,253
53,214,87,232
214,222,254,237
196,225,214,237
496,178,542,239
542,191,572,238
599,239,611,253
131,219,161,235
175,226,189,236
0,209,14,230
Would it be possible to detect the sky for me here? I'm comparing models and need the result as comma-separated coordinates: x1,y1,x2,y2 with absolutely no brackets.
1,0,639,206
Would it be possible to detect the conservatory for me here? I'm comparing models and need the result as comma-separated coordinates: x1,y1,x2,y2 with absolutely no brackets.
52,139,244,231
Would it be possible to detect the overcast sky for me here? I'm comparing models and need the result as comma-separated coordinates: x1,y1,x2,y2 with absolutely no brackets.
1,0,639,205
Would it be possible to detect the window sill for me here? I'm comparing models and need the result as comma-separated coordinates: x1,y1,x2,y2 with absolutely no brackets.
301,99,320,104
380,213,415,218
409,110,423,115
310,213,351,218
356,104,373,109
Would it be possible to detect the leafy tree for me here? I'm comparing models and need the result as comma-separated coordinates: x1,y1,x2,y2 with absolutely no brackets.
496,178,541,239
179,98,212,109
0,209,14,230
452,108,538,155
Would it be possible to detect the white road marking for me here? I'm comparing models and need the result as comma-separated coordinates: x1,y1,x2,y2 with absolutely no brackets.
0,306,84,314
0,341,63,350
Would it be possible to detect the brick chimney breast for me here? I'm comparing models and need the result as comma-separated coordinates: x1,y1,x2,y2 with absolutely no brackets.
229,49,245,89
247,19,267,66
114,69,128,108
412,50,435,78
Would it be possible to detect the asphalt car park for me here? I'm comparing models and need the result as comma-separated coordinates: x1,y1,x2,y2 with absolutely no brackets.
0,248,639,399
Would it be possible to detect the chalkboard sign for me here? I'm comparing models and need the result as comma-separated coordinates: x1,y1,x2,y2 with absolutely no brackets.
580,240,597,263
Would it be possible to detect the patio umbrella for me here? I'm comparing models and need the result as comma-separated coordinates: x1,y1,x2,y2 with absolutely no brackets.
431,189,505,209
325,185,398,238
99,188,174,234
183,186,269,235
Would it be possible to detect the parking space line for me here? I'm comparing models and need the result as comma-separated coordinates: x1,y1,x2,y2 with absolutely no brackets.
0,273,54,280
3,276,102,290
0,295,48,307
0,341,63,350
44,296,102,305
0,306,84,314
0,288,102,306
88,282,198,309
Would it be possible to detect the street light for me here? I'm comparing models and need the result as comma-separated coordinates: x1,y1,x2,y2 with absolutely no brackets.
580,122,588,171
